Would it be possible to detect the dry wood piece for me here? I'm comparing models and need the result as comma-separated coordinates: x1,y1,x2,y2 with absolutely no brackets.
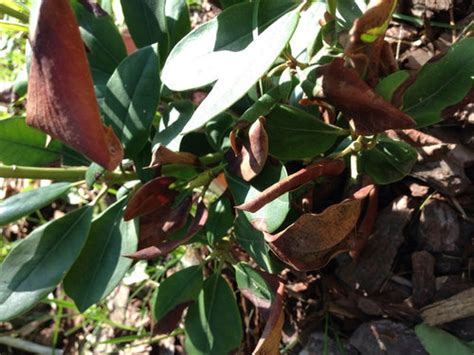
336,196,415,294
411,251,436,308
422,288,474,325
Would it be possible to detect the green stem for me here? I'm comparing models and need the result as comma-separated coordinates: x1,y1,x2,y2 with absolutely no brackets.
0,165,137,183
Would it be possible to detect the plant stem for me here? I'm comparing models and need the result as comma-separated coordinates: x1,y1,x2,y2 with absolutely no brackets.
0,165,137,183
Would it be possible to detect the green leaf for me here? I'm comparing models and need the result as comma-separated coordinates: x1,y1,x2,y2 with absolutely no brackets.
415,324,474,355
336,0,362,31
165,0,191,49
162,0,298,91
234,213,276,273
0,20,28,32
0,206,93,321
85,163,106,189
219,0,246,8
265,104,345,160
403,37,474,127
0,117,62,166
72,0,127,76
359,136,417,185
120,0,169,60
226,161,289,233
0,0,29,23
205,196,234,244
154,265,203,323
234,262,273,302
0,182,72,226
153,100,194,151
103,44,161,157
205,113,233,151
185,273,243,355
64,198,138,312
375,70,410,102
240,68,296,123
180,9,300,133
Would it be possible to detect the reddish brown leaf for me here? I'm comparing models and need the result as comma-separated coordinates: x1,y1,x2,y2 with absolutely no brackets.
240,270,285,355
154,302,191,335
26,0,123,170
264,185,374,271
253,279,285,355
228,118,269,182
139,196,192,250
322,58,415,135
126,201,208,260
149,145,199,168
123,176,177,221
236,159,345,213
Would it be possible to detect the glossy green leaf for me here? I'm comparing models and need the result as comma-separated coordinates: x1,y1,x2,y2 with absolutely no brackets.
165,0,191,49
403,37,474,127
120,0,169,60
153,100,194,151
359,136,417,185
415,324,474,355
336,0,363,31
234,213,276,273
162,0,298,91
64,198,138,312
85,163,106,189
182,9,300,133
205,113,233,151
0,206,93,321
0,117,62,166
103,44,161,157
0,0,29,23
375,70,410,102
154,266,203,323
219,0,246,8
72,0,127,76
0,182,71,226
240,68,295,123
234,262,273,302
226,162,289,233
265,104,345,160
205,196,234,244
185,273,243,355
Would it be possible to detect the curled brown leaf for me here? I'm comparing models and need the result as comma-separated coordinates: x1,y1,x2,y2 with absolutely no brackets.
236,159,345,213
26,0,123,170
228,118,269,182
149,145,199,168
322,58,415,134
264,185,375,271
126,201,208,260
123,176,177,221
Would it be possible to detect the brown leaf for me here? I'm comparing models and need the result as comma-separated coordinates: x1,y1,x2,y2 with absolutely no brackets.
264,185,374,271
346,0,397,52
422,288,474,326
236,159,345,213
123,176,177,221
253,281,285,355
149,145,199,168
154,302,191,335
228,118,269,182
126,201,208,260
240,271,285,355
26,0,123,170
139,196,192,250
322,58,415,135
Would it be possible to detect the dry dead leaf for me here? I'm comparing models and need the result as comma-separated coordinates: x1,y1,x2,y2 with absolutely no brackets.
422,288,474,326
126,201,208,260
150,146,199,167
264,185,374,271
322,58,415,135
26,0,123,170
124,176,177,221
228,118,269,182
236,159,345,213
